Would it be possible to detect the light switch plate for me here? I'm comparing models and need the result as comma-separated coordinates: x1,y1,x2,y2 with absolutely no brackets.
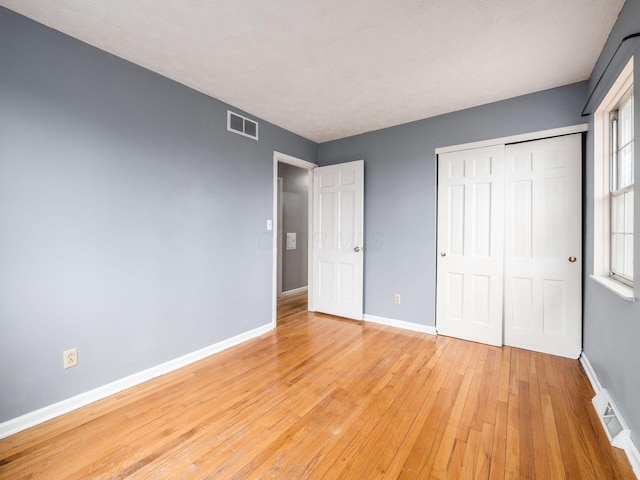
286,232,297,250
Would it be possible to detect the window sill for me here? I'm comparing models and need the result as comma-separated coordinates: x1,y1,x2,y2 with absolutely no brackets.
590,275,635,301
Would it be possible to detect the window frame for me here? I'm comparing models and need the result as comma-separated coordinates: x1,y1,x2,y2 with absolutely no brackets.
609,91,634,286
592,57,635,300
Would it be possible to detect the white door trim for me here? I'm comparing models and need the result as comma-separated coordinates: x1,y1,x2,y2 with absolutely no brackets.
435,124,588,155
277,177,283,297
274,151,317,170
272,151,317,328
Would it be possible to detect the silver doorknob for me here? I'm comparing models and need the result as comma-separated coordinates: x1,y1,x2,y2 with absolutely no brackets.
354,247,361,252
569,256,577,263
440,252,446,257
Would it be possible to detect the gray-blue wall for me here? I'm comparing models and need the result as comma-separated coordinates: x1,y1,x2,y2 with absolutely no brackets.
278,163,309,292
0,7,316,421
3,0,639,450
319,0,640,448
582,0,640,446
318,83,587,326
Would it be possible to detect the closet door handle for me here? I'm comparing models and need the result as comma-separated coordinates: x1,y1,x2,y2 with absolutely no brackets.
568,256,577,263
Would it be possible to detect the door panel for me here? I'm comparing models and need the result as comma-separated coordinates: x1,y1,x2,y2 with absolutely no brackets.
436,146,505,346
504,134,582,358
437,134,582,358
312,160,364,320
472,274,491,324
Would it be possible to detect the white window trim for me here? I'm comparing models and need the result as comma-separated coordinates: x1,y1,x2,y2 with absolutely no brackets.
592,57,635,301
590,274,633,300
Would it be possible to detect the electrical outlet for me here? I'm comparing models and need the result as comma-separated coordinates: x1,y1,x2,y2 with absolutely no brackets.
394,294,401,304
63,348,78,369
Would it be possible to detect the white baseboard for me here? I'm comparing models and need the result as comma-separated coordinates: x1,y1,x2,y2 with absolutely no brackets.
363,314,437,335
628,442,640,480
0,323,273,440
278,286,308,297
580,352,603,393
580,352,640,479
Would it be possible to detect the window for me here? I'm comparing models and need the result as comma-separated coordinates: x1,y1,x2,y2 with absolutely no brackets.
592,57,635,299
609,91,634,286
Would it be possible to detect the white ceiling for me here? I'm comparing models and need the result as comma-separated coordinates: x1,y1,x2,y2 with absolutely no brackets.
1,0,625,142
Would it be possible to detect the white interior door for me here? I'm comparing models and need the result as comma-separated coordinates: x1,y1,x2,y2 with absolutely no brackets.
436,146,505,346
312,160,364,320
504,134,582,358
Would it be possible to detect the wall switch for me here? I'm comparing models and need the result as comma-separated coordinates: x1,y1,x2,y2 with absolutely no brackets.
266,219,273,231
394,294,401,304
63,348,78,369
286,232,297,250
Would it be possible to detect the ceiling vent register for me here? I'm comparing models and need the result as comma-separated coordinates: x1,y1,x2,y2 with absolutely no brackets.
227,110,258,140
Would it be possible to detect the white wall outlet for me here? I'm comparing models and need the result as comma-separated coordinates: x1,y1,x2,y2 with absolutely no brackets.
63,348,78,369
394,294,401,304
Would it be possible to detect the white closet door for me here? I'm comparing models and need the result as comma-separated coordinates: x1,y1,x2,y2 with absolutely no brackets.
436,146,505,346
504,134,582,358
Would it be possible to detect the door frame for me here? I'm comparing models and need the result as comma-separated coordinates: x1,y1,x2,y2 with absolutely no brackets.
434,124,588,155
276,177,283,297
272,151,317,328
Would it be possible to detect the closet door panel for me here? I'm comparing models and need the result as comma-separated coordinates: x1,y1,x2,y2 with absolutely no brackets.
436,146,505,346
504,134,582,358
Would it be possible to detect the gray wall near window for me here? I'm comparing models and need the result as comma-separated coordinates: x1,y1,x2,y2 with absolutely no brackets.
318,0,640,447
582,0,640,447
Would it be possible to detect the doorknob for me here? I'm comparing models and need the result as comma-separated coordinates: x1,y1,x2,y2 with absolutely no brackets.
440,252,446,257
568,256,577,263
354,247,361,252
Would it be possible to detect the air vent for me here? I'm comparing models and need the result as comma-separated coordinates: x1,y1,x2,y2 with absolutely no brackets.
592,389,631,449
227,110,259,140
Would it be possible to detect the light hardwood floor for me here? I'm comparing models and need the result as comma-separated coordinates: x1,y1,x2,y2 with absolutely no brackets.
0,291,635,479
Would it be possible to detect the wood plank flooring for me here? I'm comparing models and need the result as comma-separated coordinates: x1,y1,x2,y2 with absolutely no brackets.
0,291,635,479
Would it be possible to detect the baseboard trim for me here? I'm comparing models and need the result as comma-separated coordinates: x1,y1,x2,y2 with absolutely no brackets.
278,286,308,297
0,323,273,440
363,314,437,335
580,352,640,479
627,440,640,480
580,352,603,393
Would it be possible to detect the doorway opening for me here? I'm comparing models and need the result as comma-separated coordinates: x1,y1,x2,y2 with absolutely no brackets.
272,152,316,326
